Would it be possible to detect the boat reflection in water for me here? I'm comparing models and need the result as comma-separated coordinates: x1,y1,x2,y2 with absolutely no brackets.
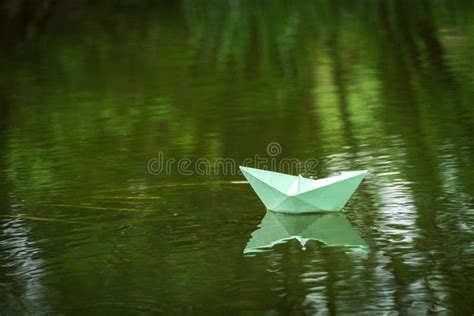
244,211,368,254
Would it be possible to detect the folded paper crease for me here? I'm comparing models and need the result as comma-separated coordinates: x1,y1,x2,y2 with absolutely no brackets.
240,166,367,213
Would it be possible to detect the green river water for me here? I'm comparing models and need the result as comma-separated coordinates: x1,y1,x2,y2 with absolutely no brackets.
0,1,473,314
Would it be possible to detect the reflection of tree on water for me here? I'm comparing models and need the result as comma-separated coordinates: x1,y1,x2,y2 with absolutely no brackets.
0,215,50,314
0,1,473,313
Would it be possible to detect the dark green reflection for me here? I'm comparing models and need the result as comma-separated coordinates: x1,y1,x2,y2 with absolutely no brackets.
244,211,367,254
1,0,473,314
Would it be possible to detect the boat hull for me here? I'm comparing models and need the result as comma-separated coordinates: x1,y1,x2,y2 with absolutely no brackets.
240,166,367,213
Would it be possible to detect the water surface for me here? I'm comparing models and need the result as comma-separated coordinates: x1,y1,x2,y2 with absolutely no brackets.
1,1,473,314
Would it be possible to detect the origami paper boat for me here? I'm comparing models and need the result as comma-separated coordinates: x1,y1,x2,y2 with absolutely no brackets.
244,211,367,254
240,166,367,213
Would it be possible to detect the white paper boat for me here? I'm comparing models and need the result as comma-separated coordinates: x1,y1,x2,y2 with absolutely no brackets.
240,166,367,213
